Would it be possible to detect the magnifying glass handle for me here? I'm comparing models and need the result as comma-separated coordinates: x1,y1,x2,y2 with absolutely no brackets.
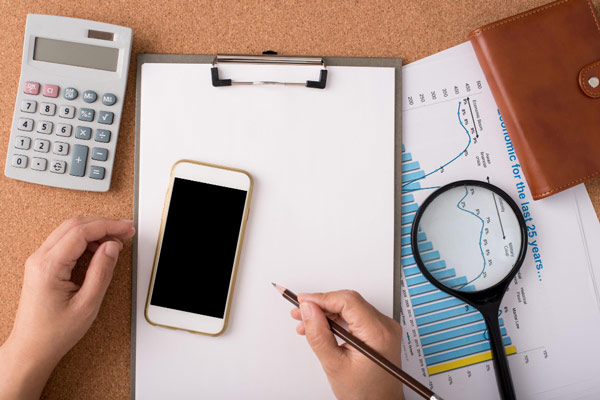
483,312,517,400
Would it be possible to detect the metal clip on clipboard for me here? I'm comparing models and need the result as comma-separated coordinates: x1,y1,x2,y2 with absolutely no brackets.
211,53,328,89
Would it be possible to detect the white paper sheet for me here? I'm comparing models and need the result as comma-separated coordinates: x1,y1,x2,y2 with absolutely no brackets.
400,42,600,400
136,64,395,399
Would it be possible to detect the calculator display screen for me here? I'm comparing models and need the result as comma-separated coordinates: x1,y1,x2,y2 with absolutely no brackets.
150,177,248,319
33,37,119,72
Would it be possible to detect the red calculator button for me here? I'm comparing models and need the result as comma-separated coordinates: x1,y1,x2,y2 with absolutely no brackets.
23,81,40,95
43,84,59,98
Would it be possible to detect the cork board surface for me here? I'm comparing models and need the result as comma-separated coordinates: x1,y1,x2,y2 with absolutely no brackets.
0,1,599,399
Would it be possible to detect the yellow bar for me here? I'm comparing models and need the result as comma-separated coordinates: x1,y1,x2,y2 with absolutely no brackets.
427,346,517,375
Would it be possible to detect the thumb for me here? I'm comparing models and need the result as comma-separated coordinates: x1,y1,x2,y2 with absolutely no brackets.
300,301,345,371
75,241,121,314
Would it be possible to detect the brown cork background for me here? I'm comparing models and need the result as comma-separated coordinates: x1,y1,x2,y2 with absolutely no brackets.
1,0,599,398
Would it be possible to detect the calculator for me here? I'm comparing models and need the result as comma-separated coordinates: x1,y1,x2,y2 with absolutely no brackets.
4,15,133,192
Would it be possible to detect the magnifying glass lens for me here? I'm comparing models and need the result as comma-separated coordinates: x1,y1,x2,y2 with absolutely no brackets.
415,184,523,292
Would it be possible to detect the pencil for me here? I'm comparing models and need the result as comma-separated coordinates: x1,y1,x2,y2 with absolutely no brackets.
272,283,444,400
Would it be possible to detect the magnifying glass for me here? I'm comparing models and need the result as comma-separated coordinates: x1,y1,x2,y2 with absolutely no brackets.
410,180,527,400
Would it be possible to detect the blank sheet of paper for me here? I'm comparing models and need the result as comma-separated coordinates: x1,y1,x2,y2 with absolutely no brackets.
135,63,395,399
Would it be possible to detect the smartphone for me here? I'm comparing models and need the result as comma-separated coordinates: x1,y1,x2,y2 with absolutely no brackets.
145,160,253,336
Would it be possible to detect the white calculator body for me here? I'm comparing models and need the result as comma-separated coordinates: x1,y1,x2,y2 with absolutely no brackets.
4,15,132,191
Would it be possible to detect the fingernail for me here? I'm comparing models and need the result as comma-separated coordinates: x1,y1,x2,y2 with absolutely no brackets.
300,303,313,320
105,241,120,259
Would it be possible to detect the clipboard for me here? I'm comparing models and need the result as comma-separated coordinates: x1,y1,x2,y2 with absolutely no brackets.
132,52,403,399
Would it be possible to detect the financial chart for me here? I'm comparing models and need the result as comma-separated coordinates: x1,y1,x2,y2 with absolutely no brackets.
400,43,600,400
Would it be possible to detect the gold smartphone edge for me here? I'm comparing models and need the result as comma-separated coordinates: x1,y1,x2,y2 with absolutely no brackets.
144,159,254,337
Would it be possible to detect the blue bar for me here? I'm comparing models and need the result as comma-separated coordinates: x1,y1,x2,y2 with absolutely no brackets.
424,260,446,272
442,276,467,288
401,203,419,214
418,313,484,336
421,251,440,262
401,256,416,266
401,194,414,204
402,153,412,162
406,268,455,287
418,241,433,252
401,246,413,257
402,161,420,172
425,337,512,365
421,322,487,346
414,298,464,316
411,291,451,306
416,304,476,326
403,266,421,277
424,332,488,356
401,232,426,246
403,170,426,181
408,283,437,296
403,181,421,191
401,226,412,236
401,213,416,225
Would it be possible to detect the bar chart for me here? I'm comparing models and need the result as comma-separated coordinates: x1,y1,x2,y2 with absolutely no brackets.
401,144,516,376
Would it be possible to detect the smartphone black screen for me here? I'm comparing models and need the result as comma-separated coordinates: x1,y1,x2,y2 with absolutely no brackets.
150,177,248,319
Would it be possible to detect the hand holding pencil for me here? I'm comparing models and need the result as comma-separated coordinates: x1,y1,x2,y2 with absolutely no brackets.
288,288,406,400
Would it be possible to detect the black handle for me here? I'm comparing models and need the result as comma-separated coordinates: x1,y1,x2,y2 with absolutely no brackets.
483,311,517,400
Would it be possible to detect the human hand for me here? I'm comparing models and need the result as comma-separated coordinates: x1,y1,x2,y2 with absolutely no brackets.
0,217,135,400
291,290,405,400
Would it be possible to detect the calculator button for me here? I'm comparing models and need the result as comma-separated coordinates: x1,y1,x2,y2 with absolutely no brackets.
95,129,111,143
36,121,53,134
17,118,34,131
78,108,95,122
40,102,57,116
91,147,108,161
34,139,50,153
63,88,78,100
43,84,59,98
20,100,37,113
89,166,105,180
53,142,70,155
23,81,40,95
59,105,75,119
50,160,67,174
11,154,28,168
75,126,92,140
83,90,97,103
31,157,48,171
102,93,117,106
70,145,88,177
98,111,114,125
56,124,73,137
14,136,31,150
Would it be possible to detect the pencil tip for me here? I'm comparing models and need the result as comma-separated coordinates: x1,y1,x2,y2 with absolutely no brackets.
271,282,285,294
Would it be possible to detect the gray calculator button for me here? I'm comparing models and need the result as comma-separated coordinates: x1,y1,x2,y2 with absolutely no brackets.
17,118,34,131
63,87,78,100
101,93,117,106
20,100,37,113
34,139,50,153
95,129,111,143
89,166,105,180
50,160,67,174
98,111,114,125
91,147,108,161
70,145,88,177
75,126,92,140
53,141,69,155
15,136,31,150
78,108,95,122
31,157,47,171
56,124,72,137
36,121,53,134
82,90,97,103
59,105,75,119
11,154,28,168
40,102,56,116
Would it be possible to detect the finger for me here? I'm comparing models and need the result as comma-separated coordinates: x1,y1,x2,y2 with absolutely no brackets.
38,216,98,253
87,237,124,253
298,290,390,334
296,321,305,335
300,301,346,371
73,241,122,316
47,219,134,276
291,307,341,323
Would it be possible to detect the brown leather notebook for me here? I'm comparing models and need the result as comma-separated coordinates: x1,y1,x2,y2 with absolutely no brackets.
468,0,600,200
